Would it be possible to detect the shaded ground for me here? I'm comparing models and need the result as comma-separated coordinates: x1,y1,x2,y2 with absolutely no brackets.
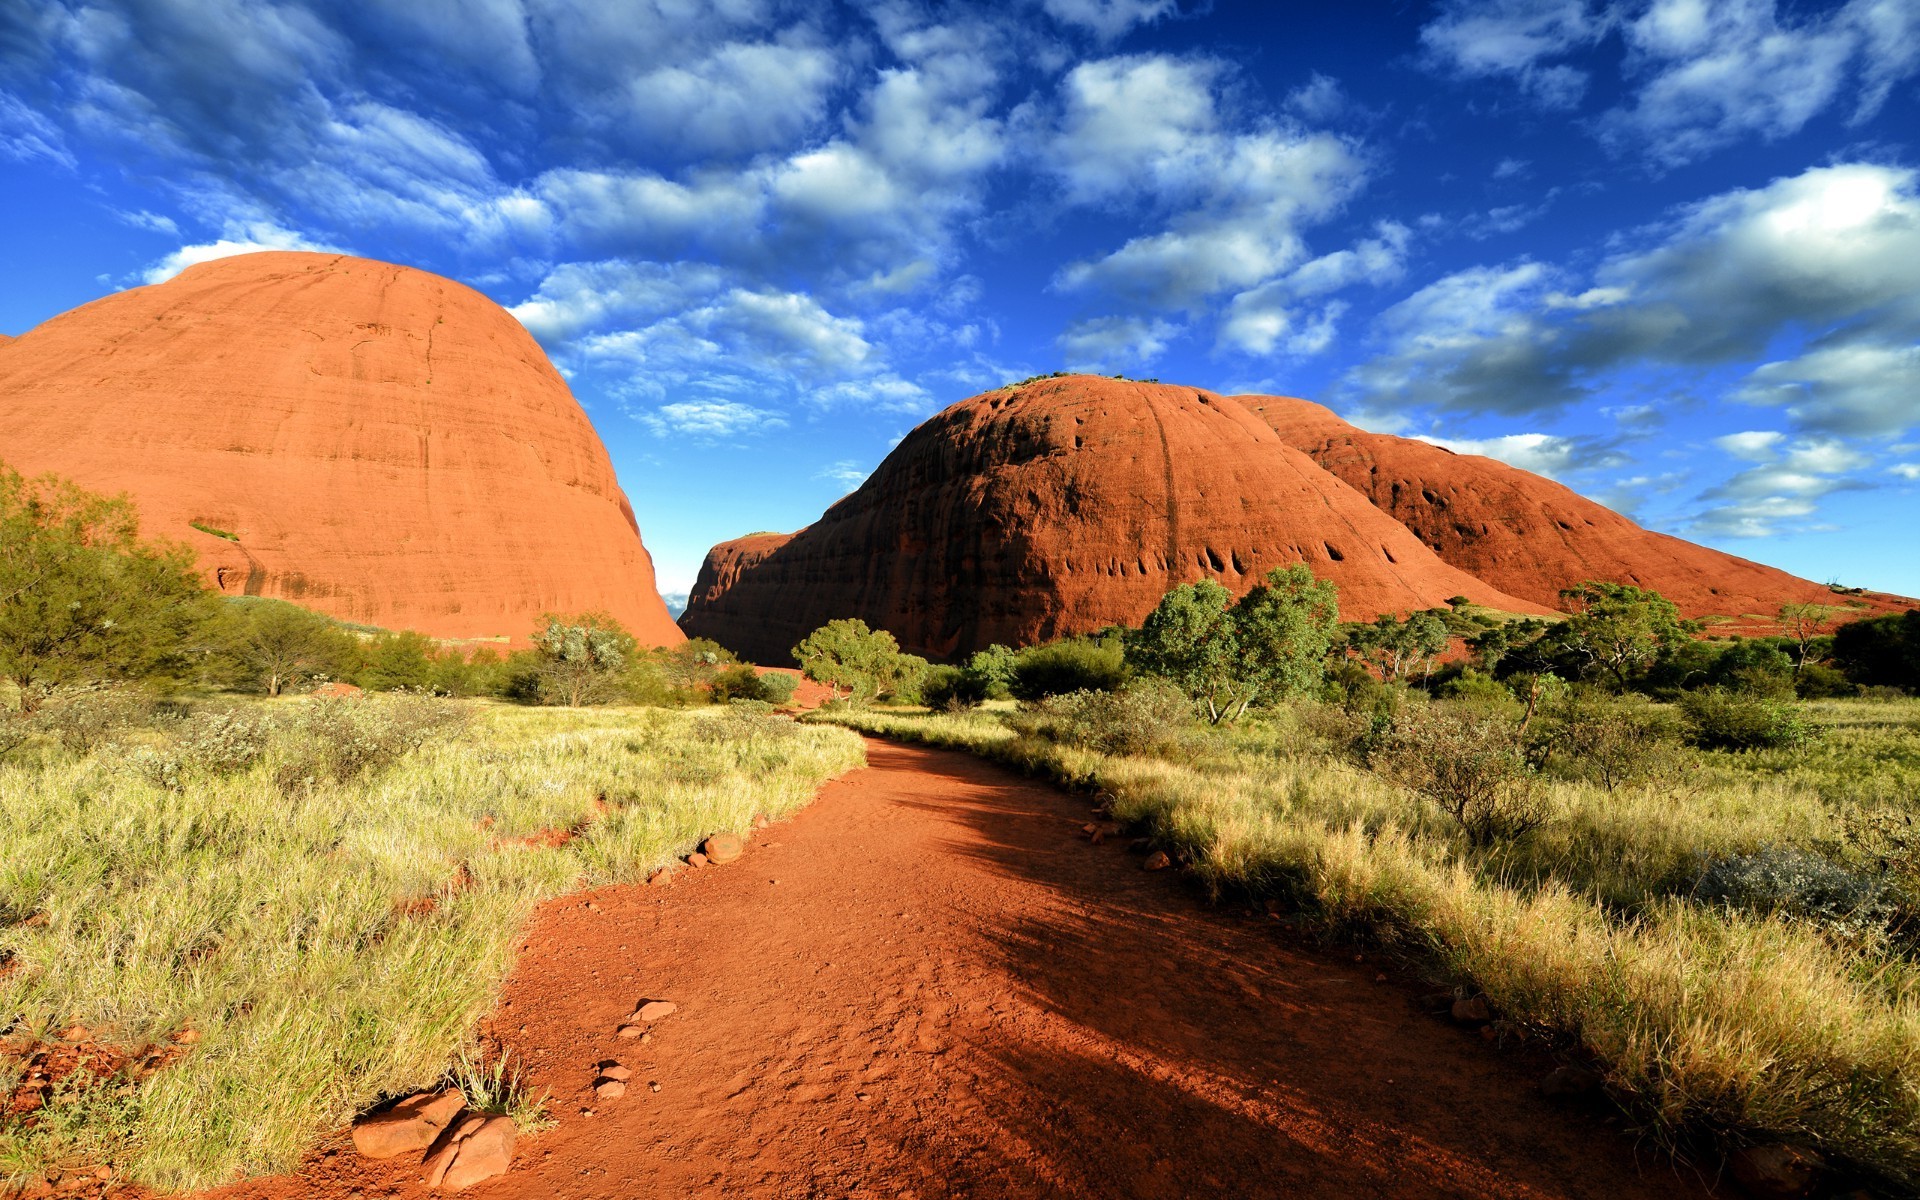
186,737,1719,1200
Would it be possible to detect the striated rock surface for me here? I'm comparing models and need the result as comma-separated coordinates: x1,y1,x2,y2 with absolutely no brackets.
1239,395,1869,623
0,251,680,645
679,376,1547,662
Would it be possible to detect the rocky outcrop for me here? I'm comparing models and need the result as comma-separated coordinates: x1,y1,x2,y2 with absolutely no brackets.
0,251,681,645
1238,395,1861,623
679,376,1547,662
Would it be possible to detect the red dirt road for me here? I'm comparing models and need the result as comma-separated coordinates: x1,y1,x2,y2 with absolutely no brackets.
198,737,1718,1200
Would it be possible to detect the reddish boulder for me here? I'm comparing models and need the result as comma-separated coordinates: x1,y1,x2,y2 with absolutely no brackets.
679,376,1546,661
422,1112,515,1191
351,1090,466,1159
702,832,744,864
0,251,681,647
1239,395,1899,626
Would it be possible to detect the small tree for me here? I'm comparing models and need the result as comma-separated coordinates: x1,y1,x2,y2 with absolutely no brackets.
965,644,1018,699
1347,610,1451,683
1126,564,1339,723
531,614,635,706
1554,582,1690,688
792,618,904,704
1778,602,1844,678
0,465,214,709
360,630,439,692
215,599,357,696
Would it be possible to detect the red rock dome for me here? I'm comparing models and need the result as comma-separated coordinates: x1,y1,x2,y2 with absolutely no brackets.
1237,395,1885,625
679,376,1547,662
0,251,681,646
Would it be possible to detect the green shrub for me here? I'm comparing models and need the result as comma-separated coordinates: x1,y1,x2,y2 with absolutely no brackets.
1373,702,1550,846
708,665,798,705
1437,669,1520,712
1796,662,1858,699
1009,636,1127,699
756,671,798,705
920,665,985,712
1015,680,1196,757
1679,688,1815,751
29,686,166,754
1694,848,1897,945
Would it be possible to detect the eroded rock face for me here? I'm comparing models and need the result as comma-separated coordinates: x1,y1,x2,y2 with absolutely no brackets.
1238,395,1851,622
0,251,681,646
679,376,1546,662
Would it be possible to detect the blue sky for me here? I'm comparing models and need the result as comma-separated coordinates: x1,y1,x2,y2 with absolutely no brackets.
3,0,1918,603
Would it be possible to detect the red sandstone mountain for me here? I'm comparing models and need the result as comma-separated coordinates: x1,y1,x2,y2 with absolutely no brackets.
679,377,1549,662
0,251,681,645
1238,395,1894,625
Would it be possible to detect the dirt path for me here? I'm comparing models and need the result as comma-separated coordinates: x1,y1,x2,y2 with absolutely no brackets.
201,737,1719,1200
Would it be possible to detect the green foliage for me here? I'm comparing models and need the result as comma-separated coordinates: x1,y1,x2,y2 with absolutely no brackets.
792,618,907,705
1007,634,1127,699
1125,564,1339,722
274,694,470,790
213,599,359,696
965,644,1017,700
0,464,217,707
1678,687,1816,751
1553,581,1692,686
1344,609,1451,682
708,664,797,705
1532,688,1680,791
1833,610,1920,692
526,614,634,707
187,520,239,542
358,630,438,692
1016,680,1196,757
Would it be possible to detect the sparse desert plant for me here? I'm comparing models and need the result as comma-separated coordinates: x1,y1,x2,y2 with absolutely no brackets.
1538,689,1680,791
1007,635,1127,700
274,693,470,790
1693,847,1898,945
28,685,167,754
445,1046,552,1133
1372,703,1550,845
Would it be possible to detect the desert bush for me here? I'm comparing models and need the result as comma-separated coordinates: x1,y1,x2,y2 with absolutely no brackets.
1008,636,1127,699
1537,689,1680,792
707,665,798,705
529,615,634,707
135,706,279,789
1693,848,1898,944
792,619,909,705
755,671,797,705
1436,669,1521,713
29,686,166,754
919,665,984,712
1679,687,1815,751
1795,662,1858,699
1373,703,1550,845
690,701,796,743
275,694,470,790
1015,680,1196,757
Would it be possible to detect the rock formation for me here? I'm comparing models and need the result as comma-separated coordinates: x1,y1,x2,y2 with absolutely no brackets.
0,251,681,645
1238,395,1862,623
679,376,1548,662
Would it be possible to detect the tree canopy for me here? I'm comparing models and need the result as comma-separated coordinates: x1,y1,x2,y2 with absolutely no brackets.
0,465,215,708
1126,564,1340,722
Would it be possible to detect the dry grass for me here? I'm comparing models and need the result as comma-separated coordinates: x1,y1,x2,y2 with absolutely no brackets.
818,698,1920,1187
0,698,863,1191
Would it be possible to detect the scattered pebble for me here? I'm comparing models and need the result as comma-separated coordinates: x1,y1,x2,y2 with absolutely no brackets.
634,1000,678,1022
616,1025,643,1039
703,832,745,864
649,1081,661,1093
597,1064,632,1081
1450,995,1492,1024
1141,850,1171,871
687,852,708,868
594,1079,627,1099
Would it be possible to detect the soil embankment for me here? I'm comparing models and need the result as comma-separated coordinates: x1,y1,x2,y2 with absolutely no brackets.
188,738,1717,1199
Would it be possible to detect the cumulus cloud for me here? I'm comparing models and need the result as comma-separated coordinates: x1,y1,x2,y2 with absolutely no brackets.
1412,431,1588,479
815,459,871,487
1420,0,1920,165
583,287,873,382
636,398,789,440
1046,54,1368,308
1058,315,1181,369
1343,162,1920,432
1689,430,1874,537
1420,0,1606,108
140,222,340,284
1042,0,1179,41
1219,222,1408,355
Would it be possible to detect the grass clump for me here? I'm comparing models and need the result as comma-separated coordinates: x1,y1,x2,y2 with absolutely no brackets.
813,695,1920,1189
0,697,863,1191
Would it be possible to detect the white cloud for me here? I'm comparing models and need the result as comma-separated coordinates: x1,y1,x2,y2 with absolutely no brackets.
1420,0,1606,107
584,287,873,381
1042,0,1179,41
139,222,340,284
1734,340,1920,437
1602,0,1919,166
1344,163,1920,425
1714,430,1786,460
0,90,77,169
613,37,839,158
509,260,729,344
808,375,934,414
1890,463,1920,481
1219,222,1408,354
1412,431,1583,479
1059,315,1180,369
637,398,788,440
1047,54,1367,308
815,459,871,487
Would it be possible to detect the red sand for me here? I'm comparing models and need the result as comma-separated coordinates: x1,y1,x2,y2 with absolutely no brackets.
177,738,1716,1200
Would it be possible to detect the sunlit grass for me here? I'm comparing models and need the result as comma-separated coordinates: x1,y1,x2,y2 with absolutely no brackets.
0,700,864,1191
